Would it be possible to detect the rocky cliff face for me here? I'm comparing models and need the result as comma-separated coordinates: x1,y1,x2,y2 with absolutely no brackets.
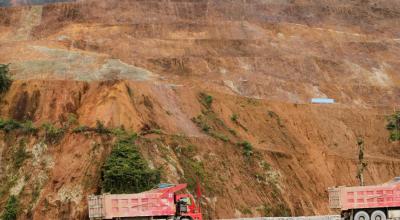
0,1,399,219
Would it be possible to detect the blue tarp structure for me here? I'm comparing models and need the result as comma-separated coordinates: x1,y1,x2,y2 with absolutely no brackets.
311,98,335,104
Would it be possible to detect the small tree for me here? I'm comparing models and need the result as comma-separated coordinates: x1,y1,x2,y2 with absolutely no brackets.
0,64,12,94
102,137,160,193
238,141,253,157
2,195,18,220
199,92,213,109
356,138,367,186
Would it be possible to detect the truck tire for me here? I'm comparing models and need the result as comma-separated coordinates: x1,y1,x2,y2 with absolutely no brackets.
371,210,386,220
354,211,370,220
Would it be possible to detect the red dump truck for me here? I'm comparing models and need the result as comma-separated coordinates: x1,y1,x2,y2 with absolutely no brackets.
88,183,202,220
328,177,400,220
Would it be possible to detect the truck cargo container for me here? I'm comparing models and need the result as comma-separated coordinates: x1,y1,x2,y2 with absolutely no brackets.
328,177,400,220
88,183,202,220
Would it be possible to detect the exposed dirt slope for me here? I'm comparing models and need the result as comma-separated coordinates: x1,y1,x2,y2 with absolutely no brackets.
0,1,399,219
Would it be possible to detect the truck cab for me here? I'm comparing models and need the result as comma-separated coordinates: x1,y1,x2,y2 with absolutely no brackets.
175,194,202,220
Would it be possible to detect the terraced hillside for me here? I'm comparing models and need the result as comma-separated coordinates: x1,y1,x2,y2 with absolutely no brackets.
0,0,399,219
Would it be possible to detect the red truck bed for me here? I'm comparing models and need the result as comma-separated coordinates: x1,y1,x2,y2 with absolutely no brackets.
328,178,400,211
89,184,186,219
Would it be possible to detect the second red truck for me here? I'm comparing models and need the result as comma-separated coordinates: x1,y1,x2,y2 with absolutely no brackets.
329,177,400,220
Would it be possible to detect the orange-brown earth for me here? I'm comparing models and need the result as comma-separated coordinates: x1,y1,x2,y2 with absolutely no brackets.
0,0,399,219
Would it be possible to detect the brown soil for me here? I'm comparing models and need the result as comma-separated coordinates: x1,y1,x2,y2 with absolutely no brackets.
0,1,399,219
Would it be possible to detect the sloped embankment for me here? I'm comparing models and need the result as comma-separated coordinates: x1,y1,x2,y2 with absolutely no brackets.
0,80,398,219
0,0,399,219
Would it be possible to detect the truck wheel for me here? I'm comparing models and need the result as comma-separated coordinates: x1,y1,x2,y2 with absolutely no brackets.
354,211,370,220
371,210,386,220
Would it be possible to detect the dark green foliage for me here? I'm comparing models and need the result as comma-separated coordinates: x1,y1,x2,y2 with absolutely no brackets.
42,123,65,144
238,141,253,157
66,113,78,127
199,92,213,109
0,119,37,133
111,127,137,141
387,111,400,141
0,119,22,132
191,115,210,132
231,114,238,122
21,121,38,134
213,132,229,142
102,136,160,194
95,120,111,134
72,125,90,133
13,140,29,169
72,121,114,135
0,64,12,94
191,115,230,142
172,144,208,192
2,195,18,220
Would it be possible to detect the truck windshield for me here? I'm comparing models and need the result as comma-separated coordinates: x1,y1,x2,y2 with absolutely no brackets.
180,197,191,205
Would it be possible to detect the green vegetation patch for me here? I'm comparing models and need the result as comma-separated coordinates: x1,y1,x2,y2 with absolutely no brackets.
0,119,38,134
1,195,19,220
73,120,115,135
42,123,65,144
102,136,160,194
237,141,253,157
191,114,230,142
231,113,238,123
0,64,12,94
13,140,30,169
171,143,212,193
387,111,400,141
199,92,213,109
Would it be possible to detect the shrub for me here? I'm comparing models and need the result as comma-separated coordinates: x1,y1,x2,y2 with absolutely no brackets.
199,92,213,109
67,113,78,127
72,125,90,133
21,121,38,134
0,64,12,94
2,195,18,220
95,120,111,134
0,119,22,132
231,114,238,122
238,141,253,157
42,123,65,144
102,137,160,193
212,132,229,142
73,121,112,134
13,140,29,169
191,116,211,132
0,119,38,133
387,111,400,141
